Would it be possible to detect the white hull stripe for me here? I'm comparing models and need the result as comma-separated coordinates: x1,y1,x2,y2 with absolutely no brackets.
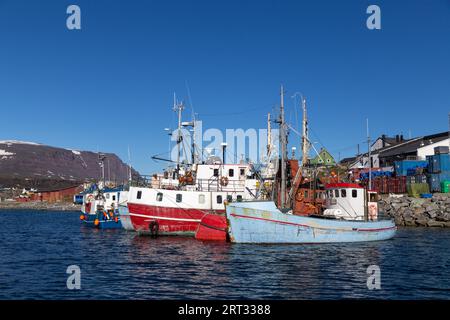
129,212,201,222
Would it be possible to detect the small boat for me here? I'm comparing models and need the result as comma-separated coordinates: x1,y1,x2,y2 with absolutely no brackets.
80,187,123,229
226,183,397,244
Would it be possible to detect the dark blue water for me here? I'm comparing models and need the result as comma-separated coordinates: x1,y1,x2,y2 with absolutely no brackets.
0,210,449,299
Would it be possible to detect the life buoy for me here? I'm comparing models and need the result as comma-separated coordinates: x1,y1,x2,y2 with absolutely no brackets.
149,220,159,238
295,190,304,202
86,194,94,202
220,176,229,186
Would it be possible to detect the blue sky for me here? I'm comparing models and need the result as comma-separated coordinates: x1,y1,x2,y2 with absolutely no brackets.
0,0,449,174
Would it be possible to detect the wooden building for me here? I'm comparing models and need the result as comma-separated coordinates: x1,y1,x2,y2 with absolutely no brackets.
30,185,83,203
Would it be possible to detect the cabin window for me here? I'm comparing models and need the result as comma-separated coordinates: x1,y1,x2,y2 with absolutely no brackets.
199,194,205,204
304,190,309,199
156,192,163,202
229,169,234,177
240,168,245,176
213,169,219,177
237,195,243,202
105,193,110,199
227,195,233,202
112,195,116,201
176,194,182,203
217,195,223,204
329,190,333,198
341,189,346,198
137,191,142,199
369,193,378,202
352,189,358,198
334,190,339,198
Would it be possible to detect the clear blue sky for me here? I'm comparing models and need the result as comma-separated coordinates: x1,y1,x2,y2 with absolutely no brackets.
1,0,449,174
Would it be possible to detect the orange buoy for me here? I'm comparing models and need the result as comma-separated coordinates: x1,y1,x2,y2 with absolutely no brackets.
80,215,85,221
94,219,100,226
114,217,119,223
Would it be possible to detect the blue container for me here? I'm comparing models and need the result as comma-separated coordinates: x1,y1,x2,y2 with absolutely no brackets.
428,174,441,192
420,193,432,198
426,155,434,173
395,160,428,176
428,172,450,192
430,154,450,173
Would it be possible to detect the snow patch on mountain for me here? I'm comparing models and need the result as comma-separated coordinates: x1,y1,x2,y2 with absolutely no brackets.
0,149,15,156
0,140,41,146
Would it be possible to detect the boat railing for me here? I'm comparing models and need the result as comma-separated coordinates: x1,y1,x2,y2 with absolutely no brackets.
130,175,247,192
130,175,153,187
197,178,246,192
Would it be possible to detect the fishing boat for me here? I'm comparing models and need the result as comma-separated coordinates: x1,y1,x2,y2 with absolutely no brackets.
128,162,260,236
226,183,396,243
225,86,396,243
80,186,123,229
127,95,265,237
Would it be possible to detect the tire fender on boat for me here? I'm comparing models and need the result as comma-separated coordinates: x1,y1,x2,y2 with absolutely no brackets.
149,220,159,237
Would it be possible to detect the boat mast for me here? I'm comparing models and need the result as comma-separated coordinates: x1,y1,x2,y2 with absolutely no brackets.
267,113,272,157
365,118,371,221
288,94,308,206
127,145,132,184
279,85,287,209
301,96,309,167
173,93,184,175
367,118,371,190
191,117,196,164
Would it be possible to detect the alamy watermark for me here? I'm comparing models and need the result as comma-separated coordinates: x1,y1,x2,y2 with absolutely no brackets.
66,5,81,30
66,265,81,290
366,5,381,30
168,120,280,164
366,265,381,290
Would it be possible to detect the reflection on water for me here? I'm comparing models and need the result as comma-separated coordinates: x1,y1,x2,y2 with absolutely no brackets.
0,210,449,299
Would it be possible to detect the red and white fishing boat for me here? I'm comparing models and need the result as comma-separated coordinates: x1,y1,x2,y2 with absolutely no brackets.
127,95,266,237
128,161,259,236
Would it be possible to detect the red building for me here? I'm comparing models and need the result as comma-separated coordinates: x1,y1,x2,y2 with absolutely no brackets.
30,185,83,203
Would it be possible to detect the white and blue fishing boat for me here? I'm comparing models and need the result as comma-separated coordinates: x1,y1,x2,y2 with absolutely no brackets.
80,186,124,229
226,183,397,243
225,86,396,244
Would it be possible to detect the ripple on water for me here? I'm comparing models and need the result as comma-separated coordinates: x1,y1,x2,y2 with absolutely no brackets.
0,211,449,299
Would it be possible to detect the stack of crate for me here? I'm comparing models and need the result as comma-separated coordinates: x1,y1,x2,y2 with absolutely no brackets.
427,146,450,193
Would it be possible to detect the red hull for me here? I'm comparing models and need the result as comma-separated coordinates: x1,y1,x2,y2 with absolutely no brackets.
128,202,225,236
195,214,228,241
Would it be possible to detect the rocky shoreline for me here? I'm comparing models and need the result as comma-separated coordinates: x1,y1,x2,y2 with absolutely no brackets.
0,201,81,212
380,193,450,228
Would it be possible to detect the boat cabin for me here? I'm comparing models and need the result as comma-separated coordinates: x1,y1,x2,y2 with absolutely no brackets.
155,163,258,194
323,183,379,221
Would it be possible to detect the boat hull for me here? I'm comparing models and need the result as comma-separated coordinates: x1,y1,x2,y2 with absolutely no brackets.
195,214,228,241
118,204,134,231
81,212,123,229
226,201,397,243
128,202,224,236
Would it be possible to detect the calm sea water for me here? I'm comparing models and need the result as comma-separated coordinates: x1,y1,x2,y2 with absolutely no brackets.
0,210,449,300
